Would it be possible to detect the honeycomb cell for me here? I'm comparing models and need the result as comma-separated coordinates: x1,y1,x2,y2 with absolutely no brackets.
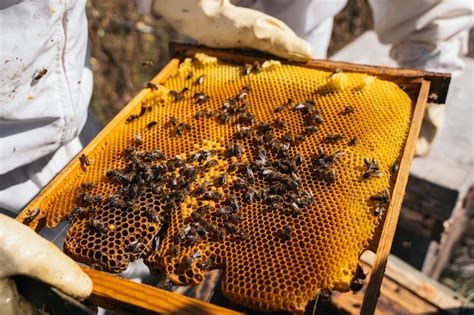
33,55,412,313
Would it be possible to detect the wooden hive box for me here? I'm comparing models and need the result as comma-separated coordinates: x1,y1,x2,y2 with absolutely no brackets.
16,43,450,314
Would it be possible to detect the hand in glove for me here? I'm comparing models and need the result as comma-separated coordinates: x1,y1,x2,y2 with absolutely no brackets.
0,214,92,312
153,0,313,61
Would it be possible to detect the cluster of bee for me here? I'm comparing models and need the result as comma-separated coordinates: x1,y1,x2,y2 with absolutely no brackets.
68,62,403,300
312,147,345,184
362,157,383,179
165,116,192,137
22,207,40,225
369,189,391,216
350,264,367,293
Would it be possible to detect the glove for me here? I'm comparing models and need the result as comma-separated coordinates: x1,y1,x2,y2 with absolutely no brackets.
152,0,313,61
0,214,92,300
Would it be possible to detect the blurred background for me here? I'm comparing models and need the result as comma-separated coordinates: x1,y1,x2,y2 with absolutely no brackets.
85,0,474,308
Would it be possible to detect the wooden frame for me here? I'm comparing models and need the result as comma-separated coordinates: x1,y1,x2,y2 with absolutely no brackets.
17,43,450,314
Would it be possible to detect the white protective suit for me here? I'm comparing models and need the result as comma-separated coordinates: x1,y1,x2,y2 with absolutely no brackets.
0,0,473,215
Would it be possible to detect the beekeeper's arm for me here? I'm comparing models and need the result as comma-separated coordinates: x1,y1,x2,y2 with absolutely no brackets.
369,0,473,155
152,0,313,61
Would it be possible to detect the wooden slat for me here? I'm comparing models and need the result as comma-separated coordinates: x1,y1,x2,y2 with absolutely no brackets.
361,79,431,314
169,42,450,104
82,268,242,315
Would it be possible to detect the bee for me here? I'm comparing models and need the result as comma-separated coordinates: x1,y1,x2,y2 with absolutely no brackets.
391,160,400,174
78,192,93,206
348,137,358,146
92,194,104,203
363,158,383,179
265,195,284,208
237,112,255,126
81,182,94,190
79,154,91,168
325,133,344,143
169,90,184,102
223,222,238,234
228,196,240,211
227,163,238,173
134,133,143,146
356,264,367,280
304,126,318,134
234,125,253,139
164,117,177,129
320,288,333,300
226,143,242,158
194,109,207,119
168,245,179,257
237,231,249,241
214,172,228,187
233,177,248,190
196,75,205,85
157,276,173,291
202,191,222,201
186,251,203,268
66,207,83,222
350,278,363,293
294,153,304,166
342,106,354,115
145,208,163,224
216,207,231,217
370,189,390,206
215,227,226,241
273,119,286,129
128,238,144,255
107,194,123,208
325,169,336,183
373,207,382,216
126,114,139,123
197,258,213,270
217,112,230,124
237,92,248,101
252,61,261,73
194,91,209,104
278,224,293,241
88,217,107,234
204,159,217,169
242,63,252,75
23,208,40,225
256,122,272,134
146,82,158,90
174,123,191,136
141,60,154,67
295,134,306,142
33,68,48,80
275,98,292,113
294,100,315,114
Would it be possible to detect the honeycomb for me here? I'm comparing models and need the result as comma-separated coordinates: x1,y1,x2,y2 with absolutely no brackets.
30,54,413,313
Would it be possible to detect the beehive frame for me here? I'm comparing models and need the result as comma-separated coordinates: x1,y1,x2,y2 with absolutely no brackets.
17,43,450,314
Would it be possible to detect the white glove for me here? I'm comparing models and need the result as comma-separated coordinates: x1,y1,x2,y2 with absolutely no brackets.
0,214,92,300
153,0,313,61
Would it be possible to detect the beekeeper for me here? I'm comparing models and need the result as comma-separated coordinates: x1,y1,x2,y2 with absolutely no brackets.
0,0,472,307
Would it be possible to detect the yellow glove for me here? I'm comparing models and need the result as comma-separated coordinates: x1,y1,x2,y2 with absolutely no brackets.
153,0,313,61
0,214,92,300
